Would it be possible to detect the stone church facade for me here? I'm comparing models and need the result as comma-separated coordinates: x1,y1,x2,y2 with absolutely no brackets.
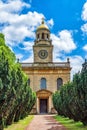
21,19,71,114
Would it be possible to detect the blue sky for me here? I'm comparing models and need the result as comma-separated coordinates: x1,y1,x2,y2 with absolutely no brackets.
0,0,87,79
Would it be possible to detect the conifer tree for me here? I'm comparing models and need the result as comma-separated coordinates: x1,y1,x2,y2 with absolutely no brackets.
0,33,36,130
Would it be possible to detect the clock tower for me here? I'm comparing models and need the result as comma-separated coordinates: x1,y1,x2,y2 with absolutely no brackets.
21,18,71,114
33,19,53,63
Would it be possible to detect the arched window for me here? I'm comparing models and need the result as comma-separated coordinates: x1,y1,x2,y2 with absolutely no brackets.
27,78,30,86
37,34,39,39
42,33,44,39
47,34,49,39
57,78,63,90
40,78,46,89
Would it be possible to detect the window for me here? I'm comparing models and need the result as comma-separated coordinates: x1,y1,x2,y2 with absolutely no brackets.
47,34,49,39
57,78,63,90
42,33,44,39
27,78,30,86
40,78,46,89
37,34,39,39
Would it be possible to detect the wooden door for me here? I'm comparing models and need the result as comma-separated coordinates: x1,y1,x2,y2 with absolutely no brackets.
40,99,47,113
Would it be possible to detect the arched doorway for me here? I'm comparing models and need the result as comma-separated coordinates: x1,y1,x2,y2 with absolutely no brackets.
36,90,52,113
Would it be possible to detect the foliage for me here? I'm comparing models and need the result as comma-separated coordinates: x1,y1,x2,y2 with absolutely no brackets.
53,60,87,125
55,115,87,130
4,115,34,130
0,33,36,130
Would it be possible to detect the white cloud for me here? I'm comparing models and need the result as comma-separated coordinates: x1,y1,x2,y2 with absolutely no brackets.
22,55,33,63
85,55,87,59
0,0,45,46
81,23,87,33
0,0,55,65
0,0,55,49
81,2,87,34
3,25,35,46
47,19,54,28
53,54,84,80
51,30,76,61
81,2,87,21
0,0,80,80
22,41,34,51
52,30,76,53
70,56,84,80
0,0,30,13
0,9,53,47
16,53,23,60
51,30,82,80
83,44,87,51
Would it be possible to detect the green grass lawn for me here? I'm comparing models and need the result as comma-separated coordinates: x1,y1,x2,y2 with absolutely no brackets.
54,115,87,130
4,115,34,130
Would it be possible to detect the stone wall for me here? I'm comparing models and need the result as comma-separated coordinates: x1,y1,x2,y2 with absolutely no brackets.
23,67,70,92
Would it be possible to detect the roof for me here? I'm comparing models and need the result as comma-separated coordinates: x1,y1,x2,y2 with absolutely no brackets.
36,18,49,31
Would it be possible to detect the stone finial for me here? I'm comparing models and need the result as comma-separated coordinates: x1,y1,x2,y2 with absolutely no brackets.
85,59,87,63
67,58,70,63
42,17,45,24
17,58,19,63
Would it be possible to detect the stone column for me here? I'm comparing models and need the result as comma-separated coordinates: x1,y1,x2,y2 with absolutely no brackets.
48,95,52,113
37,98,39,113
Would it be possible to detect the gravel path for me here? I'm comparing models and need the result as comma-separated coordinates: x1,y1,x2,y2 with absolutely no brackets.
25,115,67,130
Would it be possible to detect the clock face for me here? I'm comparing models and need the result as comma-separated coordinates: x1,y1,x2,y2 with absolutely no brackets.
38,50,48,59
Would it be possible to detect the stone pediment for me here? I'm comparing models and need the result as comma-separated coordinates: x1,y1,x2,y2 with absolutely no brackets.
36,89,52,98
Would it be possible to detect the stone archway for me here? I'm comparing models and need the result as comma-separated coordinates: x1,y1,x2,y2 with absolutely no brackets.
36,89,52,113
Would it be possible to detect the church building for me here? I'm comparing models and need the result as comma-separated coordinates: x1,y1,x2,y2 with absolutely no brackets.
21,19,71,114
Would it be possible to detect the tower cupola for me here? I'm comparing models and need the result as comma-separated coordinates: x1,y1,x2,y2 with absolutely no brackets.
33,18,53,63
35,18,51,46
36,18,49,31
